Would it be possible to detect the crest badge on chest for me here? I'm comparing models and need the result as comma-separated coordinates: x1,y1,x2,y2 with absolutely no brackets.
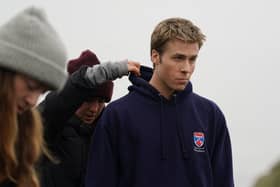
193,132,206,152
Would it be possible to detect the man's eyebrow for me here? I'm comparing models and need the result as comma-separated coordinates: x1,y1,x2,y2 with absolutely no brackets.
172,53,197,59
172,53,187,57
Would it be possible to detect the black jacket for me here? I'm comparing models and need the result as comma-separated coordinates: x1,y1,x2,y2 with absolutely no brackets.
0,181,15,187
40,115,95,187
38,67,99,187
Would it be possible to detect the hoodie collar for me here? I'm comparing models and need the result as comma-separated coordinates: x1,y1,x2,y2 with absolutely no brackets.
128,65,193,101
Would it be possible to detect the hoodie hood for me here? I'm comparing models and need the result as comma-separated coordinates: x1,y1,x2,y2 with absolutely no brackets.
128,65,193,102
128,66,159,100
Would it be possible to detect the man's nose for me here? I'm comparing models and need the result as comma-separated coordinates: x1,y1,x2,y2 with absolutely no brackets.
180,60,192,73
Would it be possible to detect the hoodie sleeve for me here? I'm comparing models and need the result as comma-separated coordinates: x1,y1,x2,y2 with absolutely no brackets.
211,108,234,187
85,108,118,187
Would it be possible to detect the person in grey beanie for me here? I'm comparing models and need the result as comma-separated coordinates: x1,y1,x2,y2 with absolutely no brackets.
38,50,140,187
0,6,67,187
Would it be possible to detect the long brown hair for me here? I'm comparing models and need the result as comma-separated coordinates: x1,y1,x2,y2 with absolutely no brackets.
0,68,49,187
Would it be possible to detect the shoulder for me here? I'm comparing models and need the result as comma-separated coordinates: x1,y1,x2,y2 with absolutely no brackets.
61,125,79,137
192,93,222,112
105,93,134,111
190,92,226,126
96,94,134,129
189,93,230,144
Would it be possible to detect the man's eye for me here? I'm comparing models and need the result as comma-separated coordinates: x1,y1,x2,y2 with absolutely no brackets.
190,58,197,63
173,56,185,61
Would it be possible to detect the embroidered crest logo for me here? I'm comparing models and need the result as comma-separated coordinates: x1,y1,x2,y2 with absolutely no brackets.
193,132,205,152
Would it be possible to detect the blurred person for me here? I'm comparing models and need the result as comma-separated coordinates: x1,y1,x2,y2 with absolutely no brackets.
85,17,234,187
0,7,68,187
254,160,280,187
39,50,140,187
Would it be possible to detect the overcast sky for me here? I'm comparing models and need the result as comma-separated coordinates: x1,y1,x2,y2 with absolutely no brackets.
1,0,280,186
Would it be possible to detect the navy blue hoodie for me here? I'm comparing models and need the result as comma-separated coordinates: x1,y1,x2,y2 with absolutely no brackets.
85,66,234,187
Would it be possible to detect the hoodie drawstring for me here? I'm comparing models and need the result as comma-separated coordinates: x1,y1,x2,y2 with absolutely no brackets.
160,96,168,160
159,94,188,160
174,95,188,159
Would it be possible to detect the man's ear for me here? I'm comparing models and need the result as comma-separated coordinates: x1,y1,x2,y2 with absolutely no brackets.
151,49,160,67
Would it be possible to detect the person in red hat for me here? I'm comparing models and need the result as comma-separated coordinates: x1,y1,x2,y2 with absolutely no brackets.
38,49,140,187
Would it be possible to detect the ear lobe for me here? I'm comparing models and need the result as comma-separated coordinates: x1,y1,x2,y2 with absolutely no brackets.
151,49,160,66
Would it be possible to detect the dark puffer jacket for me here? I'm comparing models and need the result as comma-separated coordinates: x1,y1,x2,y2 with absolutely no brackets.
40,114,95,187
0,181,15,187
39,67,96,187
38,61,129,187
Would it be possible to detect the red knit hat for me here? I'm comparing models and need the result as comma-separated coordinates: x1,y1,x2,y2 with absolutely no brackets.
67,49,113,102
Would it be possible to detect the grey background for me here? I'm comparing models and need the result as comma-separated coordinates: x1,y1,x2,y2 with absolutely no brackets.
1,0,279,186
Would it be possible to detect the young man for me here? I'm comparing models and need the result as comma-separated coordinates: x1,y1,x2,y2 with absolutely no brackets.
39,50,140,187
85,18,234,187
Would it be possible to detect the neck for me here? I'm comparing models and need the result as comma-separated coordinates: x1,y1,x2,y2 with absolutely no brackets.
149,74,173,100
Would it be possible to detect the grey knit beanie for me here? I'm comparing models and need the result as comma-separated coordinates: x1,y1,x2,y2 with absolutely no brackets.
0,7,67,90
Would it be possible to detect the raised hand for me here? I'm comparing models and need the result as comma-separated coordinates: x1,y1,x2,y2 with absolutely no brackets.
127,61,141,76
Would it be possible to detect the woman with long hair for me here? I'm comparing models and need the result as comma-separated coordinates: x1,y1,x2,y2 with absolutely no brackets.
0,7,67,187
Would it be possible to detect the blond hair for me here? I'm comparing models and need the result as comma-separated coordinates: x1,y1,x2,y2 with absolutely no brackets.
151,17,206,55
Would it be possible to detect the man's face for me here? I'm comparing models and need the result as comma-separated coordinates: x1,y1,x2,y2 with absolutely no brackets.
14,73,47,114
151,39,199,97
75,98,105,125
